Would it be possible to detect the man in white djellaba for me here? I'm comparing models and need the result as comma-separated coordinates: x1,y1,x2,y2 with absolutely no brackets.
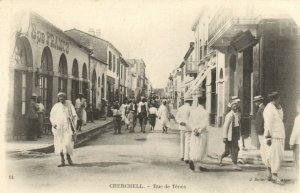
175,95,193,162
157,99,170,134
186,96,209,171
50,92,78,167
262,91,285,185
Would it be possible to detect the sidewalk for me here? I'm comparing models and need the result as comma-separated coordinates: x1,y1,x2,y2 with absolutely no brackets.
6,118,114,154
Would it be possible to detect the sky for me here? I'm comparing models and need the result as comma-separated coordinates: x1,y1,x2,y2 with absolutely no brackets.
3,0,214,88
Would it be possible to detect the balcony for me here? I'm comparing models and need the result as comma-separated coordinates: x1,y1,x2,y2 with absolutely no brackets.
208,4,257,52
185,61,198,77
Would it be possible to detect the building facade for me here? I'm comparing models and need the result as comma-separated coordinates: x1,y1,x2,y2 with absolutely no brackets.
65,29,123,105
8,12,91,139
172,2,300,148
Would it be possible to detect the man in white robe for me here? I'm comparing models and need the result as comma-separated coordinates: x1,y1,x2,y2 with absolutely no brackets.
50,92,77,167
186,96,209,171
262,92,285,185
157,99,170,134
175,96,192,162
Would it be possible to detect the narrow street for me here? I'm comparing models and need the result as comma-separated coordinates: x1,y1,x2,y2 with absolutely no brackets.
5,120,299,193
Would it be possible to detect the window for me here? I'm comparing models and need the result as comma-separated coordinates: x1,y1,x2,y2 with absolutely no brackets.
21,73,26,115
117,58,120,76
58,54,68,94
113,55,116,72
121,64,123,78
108,52,112,70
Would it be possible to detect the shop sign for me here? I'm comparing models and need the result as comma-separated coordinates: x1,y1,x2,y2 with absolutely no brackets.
30,23,70,54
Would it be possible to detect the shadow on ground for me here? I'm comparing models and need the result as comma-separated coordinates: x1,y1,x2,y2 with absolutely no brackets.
72,161,129,167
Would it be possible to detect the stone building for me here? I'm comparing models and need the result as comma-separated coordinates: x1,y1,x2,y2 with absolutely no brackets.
8,12,91,139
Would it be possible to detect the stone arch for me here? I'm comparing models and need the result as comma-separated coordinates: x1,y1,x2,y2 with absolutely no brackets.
41,46,53,72
14,36,33,67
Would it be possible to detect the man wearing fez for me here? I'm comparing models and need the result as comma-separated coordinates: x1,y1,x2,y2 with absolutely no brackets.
262,92,285,185
253,95,265,148
175,94,193,162
50,92,77,167
186,96,209,171
219,99,242,170
27,93,39,141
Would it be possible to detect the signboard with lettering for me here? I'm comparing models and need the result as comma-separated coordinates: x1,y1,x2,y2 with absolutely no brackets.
30,23,70,54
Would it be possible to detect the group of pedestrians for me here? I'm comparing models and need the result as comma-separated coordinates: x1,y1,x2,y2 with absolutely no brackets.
175,95,209,171
253,92,299,185
175,92,300,185
110,97,173,134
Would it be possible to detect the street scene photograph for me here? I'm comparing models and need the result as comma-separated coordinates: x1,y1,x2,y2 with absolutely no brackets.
1,0,300,193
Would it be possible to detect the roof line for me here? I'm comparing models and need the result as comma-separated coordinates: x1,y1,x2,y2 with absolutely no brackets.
31,12,92,53
65,28,122,55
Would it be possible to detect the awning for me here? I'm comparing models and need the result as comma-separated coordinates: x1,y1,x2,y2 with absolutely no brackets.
186,66,211,96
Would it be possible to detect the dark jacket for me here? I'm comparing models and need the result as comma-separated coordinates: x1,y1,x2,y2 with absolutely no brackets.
255,103,265,135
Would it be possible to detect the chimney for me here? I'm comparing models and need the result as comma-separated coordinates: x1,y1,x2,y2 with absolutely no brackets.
95,29,101,38
88,28,95,36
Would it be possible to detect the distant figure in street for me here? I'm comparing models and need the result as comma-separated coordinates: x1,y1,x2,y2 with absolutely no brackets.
290,99,300,177
76,94,87,126
75,93,85,131
50,92,77,167
127,99,135,133
157,99,170,134
175,95,192,162
37,96,45,138
120,99,129,129
187,96,209,172
219,100,242,171
262,92,285,184
112,102,122,134
132,99,138,129
148,103,158,131
254,95,265,148
138,97,148,133
27,93,39,141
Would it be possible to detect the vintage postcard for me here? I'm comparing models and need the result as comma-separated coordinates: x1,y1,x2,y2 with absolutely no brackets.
1,0,300,193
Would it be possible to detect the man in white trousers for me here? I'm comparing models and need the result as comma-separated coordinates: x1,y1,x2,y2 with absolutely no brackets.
262,92,285,185
186,96,209,171
175,96,193,162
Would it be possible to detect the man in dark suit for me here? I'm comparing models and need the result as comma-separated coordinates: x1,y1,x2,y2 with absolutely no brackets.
254,95,265,148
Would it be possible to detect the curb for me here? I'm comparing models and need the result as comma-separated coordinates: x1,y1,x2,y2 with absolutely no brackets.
16,120,114,154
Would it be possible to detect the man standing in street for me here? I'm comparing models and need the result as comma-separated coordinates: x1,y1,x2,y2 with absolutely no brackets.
262,92,285,185
186,96,209,172
138,97,148,133
290,99,300,177
75,93,86,131
157,99,170,134
253,95,265,148
27,93,39,141
37,96,45,138
50,92,77,167
219,100,242,170
175,95,192,162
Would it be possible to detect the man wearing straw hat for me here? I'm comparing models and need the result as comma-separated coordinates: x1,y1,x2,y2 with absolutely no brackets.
219,99,242,170
50,92,78,167
175,94,193,162
262,92,285,185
